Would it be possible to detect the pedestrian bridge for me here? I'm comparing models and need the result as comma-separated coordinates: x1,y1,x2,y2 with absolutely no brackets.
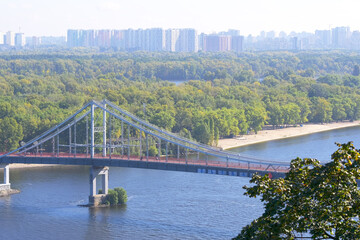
0,100,289,204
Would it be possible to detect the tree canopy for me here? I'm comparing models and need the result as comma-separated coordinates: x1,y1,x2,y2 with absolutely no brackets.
2,51,360,150
234,142,360,240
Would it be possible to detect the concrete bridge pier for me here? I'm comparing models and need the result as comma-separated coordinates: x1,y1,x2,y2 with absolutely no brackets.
89,166,109,206
0,164,10,191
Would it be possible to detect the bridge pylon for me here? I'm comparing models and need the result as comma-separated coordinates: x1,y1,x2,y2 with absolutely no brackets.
89,166,109,206
88,101,110,206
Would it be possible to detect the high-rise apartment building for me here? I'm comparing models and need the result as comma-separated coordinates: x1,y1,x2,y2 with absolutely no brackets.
79,30,96,47
315,30,331,48
97,30,111,48
15,33,25,47
219,35,231,51
332,27,351,49
203,35,231,52
124,29,137,51
26,36,41,47
67,30,79,47
231,36,244,53
163,28,199,52
149,28,165,51
203,35,218,52
291,37,301,50
177,29,198,52
5,31,15,46
350,31,360,50
139,29,150,51
0,32,4,45
165,29,180,52
198,33,206,51
111,30,125,49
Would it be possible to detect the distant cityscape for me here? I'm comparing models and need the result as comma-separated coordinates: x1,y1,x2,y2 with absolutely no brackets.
0,26,359,52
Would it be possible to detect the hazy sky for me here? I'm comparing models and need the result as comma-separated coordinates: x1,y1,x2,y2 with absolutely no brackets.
1,0,360,36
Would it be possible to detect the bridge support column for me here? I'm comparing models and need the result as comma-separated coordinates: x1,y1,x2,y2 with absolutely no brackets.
89,166,109,206
102,170,108,195
4,165,9,185
0,164,11,191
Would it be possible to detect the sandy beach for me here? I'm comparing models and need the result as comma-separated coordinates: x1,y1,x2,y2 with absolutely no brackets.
8,164,60,169
218,121,360,150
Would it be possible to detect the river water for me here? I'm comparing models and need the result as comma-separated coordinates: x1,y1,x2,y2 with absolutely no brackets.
233,126,360,163
1,126,360,239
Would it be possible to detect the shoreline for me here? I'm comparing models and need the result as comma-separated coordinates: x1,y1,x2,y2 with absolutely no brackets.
218,121,360,150
8,164,74,169
0,189,20,197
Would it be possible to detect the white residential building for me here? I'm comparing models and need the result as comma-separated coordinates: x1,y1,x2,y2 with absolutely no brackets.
5,31,15,46
15,33,26,47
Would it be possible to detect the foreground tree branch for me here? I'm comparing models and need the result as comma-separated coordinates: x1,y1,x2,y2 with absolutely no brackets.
234,142,360,240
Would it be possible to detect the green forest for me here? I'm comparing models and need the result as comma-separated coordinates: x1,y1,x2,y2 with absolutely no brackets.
1,50,360,152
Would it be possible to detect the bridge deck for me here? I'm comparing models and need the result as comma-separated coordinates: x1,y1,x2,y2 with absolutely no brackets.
1,152,288,178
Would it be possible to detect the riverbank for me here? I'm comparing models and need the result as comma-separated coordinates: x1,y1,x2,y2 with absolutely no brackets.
0,188,20,197
9,164,68,169
218,121,360,150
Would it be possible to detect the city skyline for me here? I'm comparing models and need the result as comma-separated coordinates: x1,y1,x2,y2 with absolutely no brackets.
3,26,360,52
2,0,360,37
1,26,359,38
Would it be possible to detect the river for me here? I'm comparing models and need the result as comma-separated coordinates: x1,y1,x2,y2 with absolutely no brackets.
233,125,360,162
1,126,360,239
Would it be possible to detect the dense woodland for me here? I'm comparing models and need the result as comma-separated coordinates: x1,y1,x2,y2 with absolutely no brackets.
1,50,360,151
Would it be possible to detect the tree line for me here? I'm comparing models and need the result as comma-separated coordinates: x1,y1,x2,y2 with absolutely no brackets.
1,51,360,151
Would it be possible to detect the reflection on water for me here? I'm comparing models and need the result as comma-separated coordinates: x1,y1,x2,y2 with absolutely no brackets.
85,206,128,240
